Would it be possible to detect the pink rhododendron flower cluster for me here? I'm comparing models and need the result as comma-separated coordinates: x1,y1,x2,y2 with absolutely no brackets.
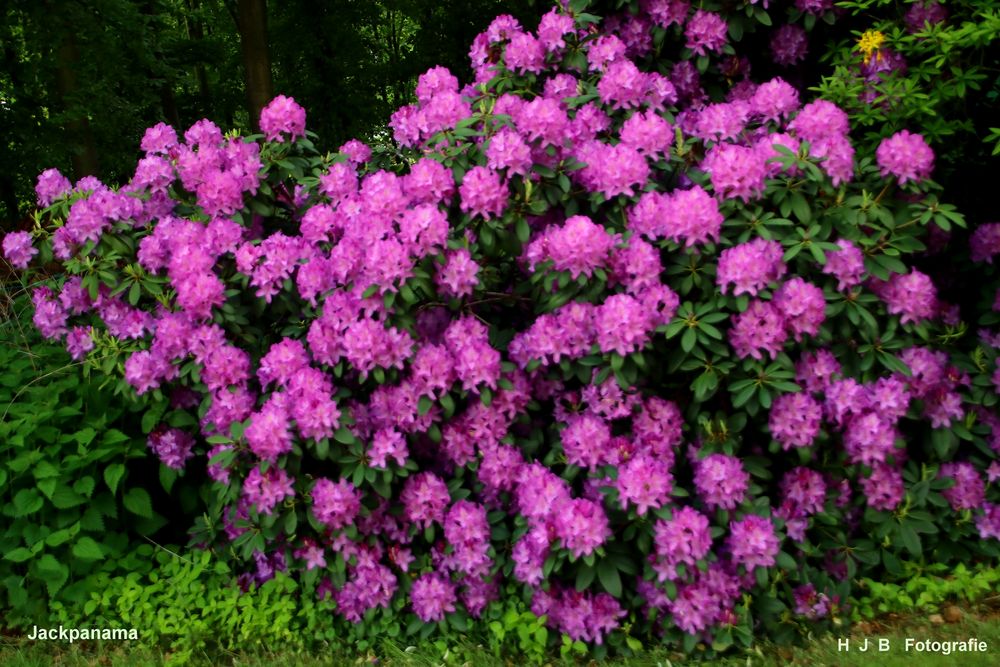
7,0,999,654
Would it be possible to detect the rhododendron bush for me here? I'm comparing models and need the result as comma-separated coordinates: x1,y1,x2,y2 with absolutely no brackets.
6,0,1000,655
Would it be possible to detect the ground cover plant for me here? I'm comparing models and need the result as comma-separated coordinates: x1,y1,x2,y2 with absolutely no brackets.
3,0,999,661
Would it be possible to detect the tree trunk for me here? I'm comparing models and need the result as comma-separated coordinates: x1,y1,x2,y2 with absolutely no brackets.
235,0,273,131
54,32,100,178
185,0,213,117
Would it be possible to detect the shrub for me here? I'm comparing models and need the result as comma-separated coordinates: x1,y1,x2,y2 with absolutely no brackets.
4,0,999,657
0,290,163,627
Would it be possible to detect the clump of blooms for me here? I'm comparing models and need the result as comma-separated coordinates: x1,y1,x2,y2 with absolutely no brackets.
693,453,749,510
876,130,934,185
2,231,37,269
10,0,999,654
532,586,625,645
771,24,808,66
410,572,457,622
311,478,361,530
769,392,823,449
147,427,196,470
652,506,712,581
35,168,73,206
717,238,786,296
871,268,938,324
259,95,307,142
685,10,727,56
727,515,780,570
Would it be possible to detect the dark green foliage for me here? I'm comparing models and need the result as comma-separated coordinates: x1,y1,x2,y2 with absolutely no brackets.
0,0,537,226
0,291,163,626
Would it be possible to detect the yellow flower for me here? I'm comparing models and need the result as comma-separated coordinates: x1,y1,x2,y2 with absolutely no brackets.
857,29,886,61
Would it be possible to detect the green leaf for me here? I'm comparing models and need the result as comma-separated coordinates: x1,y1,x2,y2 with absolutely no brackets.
597,560,622,598
51,486,86,509
899,523,922,557
790,192,810,223
32,461,60,480
104,463,125,494
123,488,153,518
74,427,97,445
35,554,68,596
45,528,74,547
4,547,32,563
71,536,104,561
333,427,356,445
681,327,697,353
515,218,530,243
13,489,44,517
73,476,96,498
418,395,433,416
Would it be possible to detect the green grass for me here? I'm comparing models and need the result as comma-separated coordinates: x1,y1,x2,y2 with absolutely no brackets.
2,608,999,667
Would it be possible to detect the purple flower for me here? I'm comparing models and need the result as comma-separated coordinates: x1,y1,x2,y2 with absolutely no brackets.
505,31,546,74
970,223,1000,263
823,240,866,290
750,78,800,124
616,454,673,515
140,122,178,155
436,248,480,298
729,300,788,360
977,503,1000,541
242,465,295,516
311,477,361,530
769,392,823,449
652,506,712,581
685,10,727,56
443,316,500,391
369,427,408,468
148,427,196,470
554,497,610,559
245,396,293,462
774,277,826,340
780,467,828,517
410,572,457,622
576,140,650,198
485,127,532,176
538,9,575,52
905,1,948,33
727,515,780,570
561,413,612,469
871,268,938,325
939,462,985,511
876,130,934,185
35,168,73,207
703,143,767,203
459,166,508,220
532,585,625,645
65,326,95,360
2,231,37,269
793,584,831,619
859,463,904,511
693,453,749,510
401,472,451,529
259,95,307,142
443,500,491,577
716,238,787,296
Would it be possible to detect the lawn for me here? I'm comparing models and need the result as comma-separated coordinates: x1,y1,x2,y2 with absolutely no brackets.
2,605,998,666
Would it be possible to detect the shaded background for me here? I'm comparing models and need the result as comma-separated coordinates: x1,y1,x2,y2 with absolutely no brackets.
0,0,537,227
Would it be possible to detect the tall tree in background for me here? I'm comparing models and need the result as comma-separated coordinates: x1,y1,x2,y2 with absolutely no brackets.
0,0,533,227
54,30,100,179
232,0,273,130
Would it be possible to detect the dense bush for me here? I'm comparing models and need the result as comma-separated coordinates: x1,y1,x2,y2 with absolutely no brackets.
815,0,1000,174
0,292,164,626
4,0,999,657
